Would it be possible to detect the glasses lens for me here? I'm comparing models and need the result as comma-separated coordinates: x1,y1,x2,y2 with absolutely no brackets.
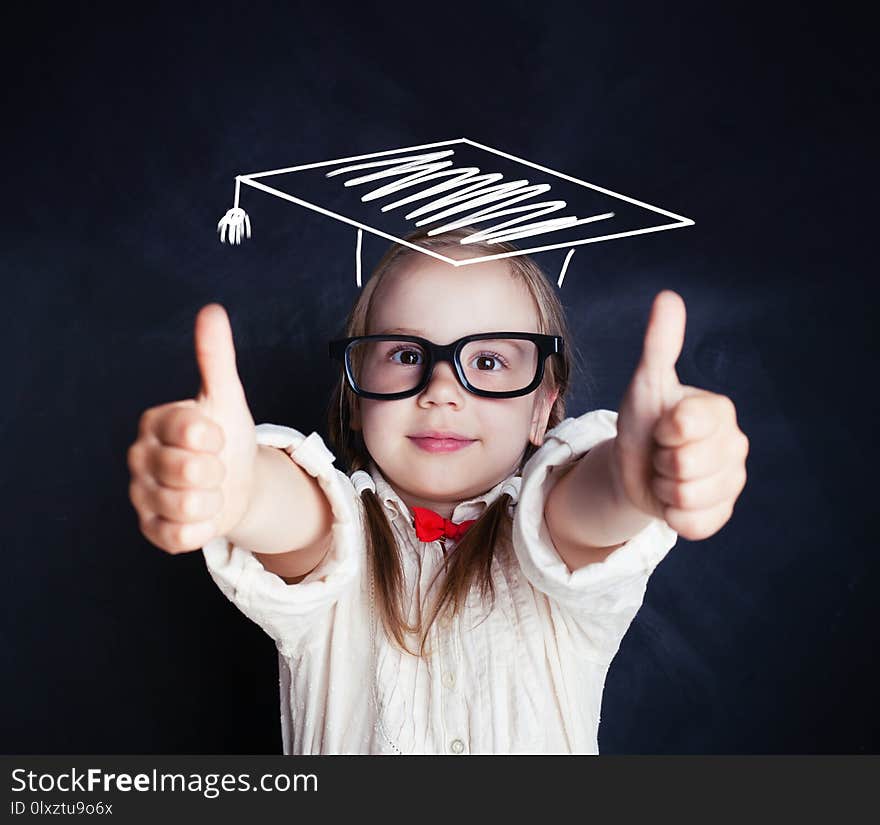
348,338,540,395
460,338,539,392
348,339,427,395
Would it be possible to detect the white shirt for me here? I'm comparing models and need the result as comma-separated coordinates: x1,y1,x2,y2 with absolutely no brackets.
202,409,678,754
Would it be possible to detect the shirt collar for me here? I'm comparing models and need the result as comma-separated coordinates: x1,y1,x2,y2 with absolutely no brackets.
364,459,521,527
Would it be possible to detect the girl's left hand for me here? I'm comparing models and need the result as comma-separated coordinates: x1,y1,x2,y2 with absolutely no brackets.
611,290,749,540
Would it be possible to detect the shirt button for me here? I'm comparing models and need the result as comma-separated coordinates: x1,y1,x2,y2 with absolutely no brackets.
450,739,466,754
442,671,456,688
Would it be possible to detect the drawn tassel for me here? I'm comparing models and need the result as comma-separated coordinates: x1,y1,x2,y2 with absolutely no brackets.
217,207,252,245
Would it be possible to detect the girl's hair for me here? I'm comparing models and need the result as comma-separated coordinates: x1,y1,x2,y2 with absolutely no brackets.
326,226,577,658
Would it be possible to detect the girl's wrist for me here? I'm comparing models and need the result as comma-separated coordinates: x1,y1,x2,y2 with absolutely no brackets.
225,446,270,548
606,437,656,536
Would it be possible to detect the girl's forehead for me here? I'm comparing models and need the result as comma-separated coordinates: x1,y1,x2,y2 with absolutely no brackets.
370,257,540,333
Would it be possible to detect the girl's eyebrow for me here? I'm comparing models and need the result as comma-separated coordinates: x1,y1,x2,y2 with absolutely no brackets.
379,327,424,335
378,327,532,337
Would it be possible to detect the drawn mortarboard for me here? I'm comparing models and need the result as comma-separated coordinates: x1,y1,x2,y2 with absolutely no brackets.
216,138,693,288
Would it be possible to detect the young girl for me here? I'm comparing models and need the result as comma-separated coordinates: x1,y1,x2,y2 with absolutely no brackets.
128,227,748,754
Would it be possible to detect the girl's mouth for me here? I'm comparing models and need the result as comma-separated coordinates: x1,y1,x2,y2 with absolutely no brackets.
407,436,476,453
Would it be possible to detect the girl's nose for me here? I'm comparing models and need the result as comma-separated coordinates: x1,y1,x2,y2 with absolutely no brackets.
418,360,464,404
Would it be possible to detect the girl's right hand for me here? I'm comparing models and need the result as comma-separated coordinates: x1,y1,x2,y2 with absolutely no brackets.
127,304,258,554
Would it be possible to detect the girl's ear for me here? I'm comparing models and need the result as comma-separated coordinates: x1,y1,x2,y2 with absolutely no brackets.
529,387,559,447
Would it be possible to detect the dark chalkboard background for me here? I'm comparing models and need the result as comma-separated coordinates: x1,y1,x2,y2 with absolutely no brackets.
2,2,876,754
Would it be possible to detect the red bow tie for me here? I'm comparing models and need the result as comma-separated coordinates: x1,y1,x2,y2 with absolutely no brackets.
411,506,477,543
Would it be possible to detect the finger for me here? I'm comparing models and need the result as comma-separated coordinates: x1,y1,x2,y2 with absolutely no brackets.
654,428,749,481
139,512,219,554
637,290,686,382
194,303,245,406
152,407,225,453
127,440,225,490
662,499,735,541
137,400,198,442
150,444,226,489
131,477,223,523
652,465,747,511
653,391,733,448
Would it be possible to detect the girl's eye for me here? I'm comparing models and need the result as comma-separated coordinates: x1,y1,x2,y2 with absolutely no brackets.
388,346,424,365
469,351,509,371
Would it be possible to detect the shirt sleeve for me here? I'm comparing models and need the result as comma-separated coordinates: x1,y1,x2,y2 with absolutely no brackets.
201,424,363,650
512,408,678,661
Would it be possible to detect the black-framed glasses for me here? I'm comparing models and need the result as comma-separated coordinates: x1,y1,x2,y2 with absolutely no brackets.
329,332,564,400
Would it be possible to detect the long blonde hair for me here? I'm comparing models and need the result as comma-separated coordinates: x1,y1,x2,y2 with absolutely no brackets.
326,227,580,657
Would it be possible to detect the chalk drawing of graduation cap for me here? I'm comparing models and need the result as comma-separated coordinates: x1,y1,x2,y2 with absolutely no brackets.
216,138,693,289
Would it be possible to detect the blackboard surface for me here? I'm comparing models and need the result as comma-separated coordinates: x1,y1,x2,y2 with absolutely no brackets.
2,2,876,754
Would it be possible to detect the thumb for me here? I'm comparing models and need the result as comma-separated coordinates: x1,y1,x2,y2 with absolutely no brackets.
194,303,246,406
636,290,686,392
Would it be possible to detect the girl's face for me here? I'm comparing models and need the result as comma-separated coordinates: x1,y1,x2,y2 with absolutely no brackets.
351,254,558,518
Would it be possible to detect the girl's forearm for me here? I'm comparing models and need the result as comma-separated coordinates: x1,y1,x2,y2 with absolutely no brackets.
226,444,333,557
545,437,654,552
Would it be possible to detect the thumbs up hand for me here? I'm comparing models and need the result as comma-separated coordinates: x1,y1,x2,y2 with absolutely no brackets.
128,304,258,553
610,291,749,541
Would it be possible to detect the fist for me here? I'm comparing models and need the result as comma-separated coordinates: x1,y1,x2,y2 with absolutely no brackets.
613,291,749,540
127,304,258,553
